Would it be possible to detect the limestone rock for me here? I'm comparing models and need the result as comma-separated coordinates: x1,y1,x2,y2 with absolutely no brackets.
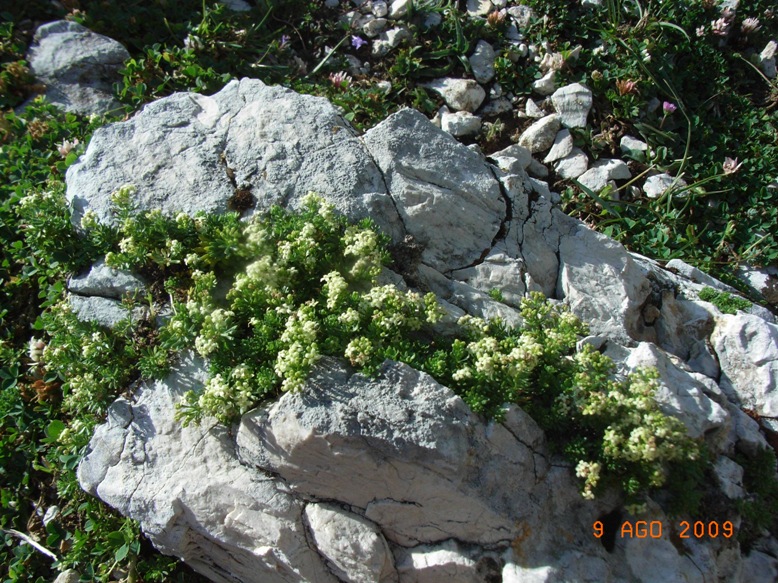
363,108,503,272
68,295,146,329
236,358,545,547
713,456,744,499
68,79,773,583
371,27,411,57
394,541,480,582
558,224,651,344
518,114,561,153
26,21,129,115
543,128,573,163
68,258,146,299
620,135,648,155
643,173,686,199
532,70,557,96
78,353,339,583
468,40,496,84
440,110,482,137
550,83,592,128
711,314,778,417
759,40,777,79
737,264,778,307
625,342,729,439
577,158,631,192
489,144,533,173
423,78,486,112
554,147,589,179
66,79,403,242
304,503,397,582
666,259,736,293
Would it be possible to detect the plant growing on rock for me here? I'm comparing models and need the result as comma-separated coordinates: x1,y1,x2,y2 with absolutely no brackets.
92,191,700,508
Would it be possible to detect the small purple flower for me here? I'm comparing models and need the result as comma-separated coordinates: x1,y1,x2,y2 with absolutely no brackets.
351,35,367,50
662,101,677,115
280,34,291,49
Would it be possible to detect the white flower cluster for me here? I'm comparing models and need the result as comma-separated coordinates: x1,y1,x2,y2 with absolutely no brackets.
458,332,544,380
345,336,373,367
321,271,349,310
575,460,602,500
343,226,382,279
194,308,236,358
275,301,320,392
197,364,255,421
361,286,441,335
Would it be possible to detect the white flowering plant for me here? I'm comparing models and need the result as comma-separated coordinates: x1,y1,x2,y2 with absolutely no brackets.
415,292,700,506
34,189,701,512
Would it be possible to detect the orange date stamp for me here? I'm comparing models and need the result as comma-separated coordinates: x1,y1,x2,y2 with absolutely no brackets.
593,519,735,540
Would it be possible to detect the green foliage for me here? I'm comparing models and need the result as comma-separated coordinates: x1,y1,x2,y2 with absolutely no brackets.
735,447,778,551
697,286,751,314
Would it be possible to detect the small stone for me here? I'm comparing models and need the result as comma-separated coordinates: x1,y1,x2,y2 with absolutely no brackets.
620,135,648,155
324,0,340,7
507,5,533,28
466,0,492,17
577,158,631,192
737,264,778,307
441,111,482,137
362,16,387,37
525,98,544,118
26,21,130,115
424,12,442,27
759,40,777,79
554,147,588,178
388,0,409,18
527,158,549,178
371,26,410,57
375,80,392,95
531,70,557,96
518,114,561,153
489,83,503,99
643,173,686,199
713,456,744,499
478,97,512,116
371,0,388,16
468,40,496,84
53,571,81,583
344,54,369,76
550,83,592,128
490,144,533,173
505,23,523,43
218,0,252,11
430,105,450,128
423,78,486,112
543,129,573,163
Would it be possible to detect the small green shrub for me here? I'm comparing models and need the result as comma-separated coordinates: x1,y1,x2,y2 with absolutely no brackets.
697,286,751,314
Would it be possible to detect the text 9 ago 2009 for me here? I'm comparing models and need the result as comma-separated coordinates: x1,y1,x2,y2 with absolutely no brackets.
594,520,735,540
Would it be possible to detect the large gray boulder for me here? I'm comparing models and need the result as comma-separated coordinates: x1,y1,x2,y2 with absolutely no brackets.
71,79,778,582
26,21,129,116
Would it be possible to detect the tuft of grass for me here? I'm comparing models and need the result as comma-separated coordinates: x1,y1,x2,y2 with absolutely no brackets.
697,286,751,314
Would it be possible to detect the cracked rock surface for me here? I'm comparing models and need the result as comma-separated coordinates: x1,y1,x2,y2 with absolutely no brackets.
73,79,778,582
